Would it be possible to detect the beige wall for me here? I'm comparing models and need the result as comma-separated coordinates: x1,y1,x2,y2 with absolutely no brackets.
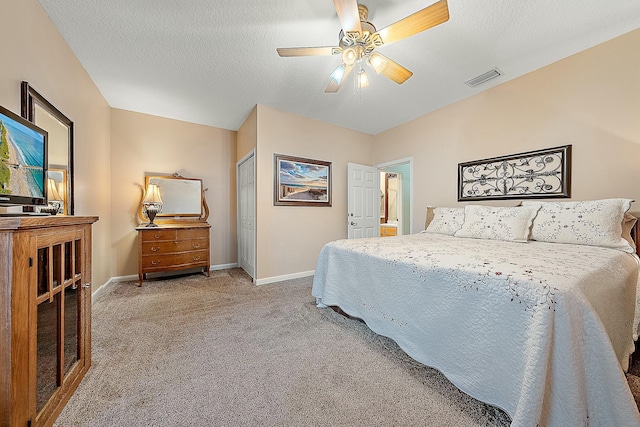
0,0,112,287
373,28,640,231
5,0,639,285
237,107,257,162
110,109,237,276
255,105,374,281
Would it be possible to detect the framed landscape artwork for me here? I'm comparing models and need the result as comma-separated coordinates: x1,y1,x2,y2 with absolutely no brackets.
274,154,332,207
458,145,572,201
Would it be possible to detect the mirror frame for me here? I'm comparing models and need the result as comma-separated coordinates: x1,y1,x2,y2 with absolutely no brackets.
21,81,74,215
138,174,209,224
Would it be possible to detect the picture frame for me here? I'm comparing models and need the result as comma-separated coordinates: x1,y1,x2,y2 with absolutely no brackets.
458,145,571,201
274,154,332,207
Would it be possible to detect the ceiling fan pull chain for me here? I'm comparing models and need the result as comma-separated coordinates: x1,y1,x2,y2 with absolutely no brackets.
353,63,358,96
358,64,363,104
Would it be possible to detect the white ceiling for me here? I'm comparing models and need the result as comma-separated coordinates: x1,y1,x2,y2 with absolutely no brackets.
38,0,640,135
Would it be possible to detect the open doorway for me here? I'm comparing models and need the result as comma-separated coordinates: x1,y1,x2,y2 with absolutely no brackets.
377,158,412,236
379,172,401,236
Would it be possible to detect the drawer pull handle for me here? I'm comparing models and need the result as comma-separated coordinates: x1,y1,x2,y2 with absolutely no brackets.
151,246,159,252
193,244,200,248
154,234,161,239
193,256,201,261
174,241,178,244
151,260,160,266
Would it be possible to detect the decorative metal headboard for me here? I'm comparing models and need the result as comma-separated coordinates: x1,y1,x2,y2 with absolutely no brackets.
458,145,571,201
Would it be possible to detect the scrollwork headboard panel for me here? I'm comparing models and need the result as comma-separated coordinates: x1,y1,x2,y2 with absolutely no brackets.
458,145,571,202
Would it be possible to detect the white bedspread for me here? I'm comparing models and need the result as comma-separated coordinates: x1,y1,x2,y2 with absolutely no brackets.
312,233,640,427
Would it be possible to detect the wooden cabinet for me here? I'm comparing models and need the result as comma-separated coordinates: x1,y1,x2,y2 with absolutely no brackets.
136,223,211,286
380,224,397,237
0,215,98,427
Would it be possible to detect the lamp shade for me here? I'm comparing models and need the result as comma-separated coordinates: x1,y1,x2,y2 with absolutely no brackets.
47,178,63,201
143,183,163,204
57,182,65,201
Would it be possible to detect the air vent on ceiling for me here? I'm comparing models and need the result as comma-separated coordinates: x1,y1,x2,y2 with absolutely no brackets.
465,68,503,88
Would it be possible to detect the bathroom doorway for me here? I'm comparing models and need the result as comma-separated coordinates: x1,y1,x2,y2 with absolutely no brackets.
377,158,412,236
379,172,401,236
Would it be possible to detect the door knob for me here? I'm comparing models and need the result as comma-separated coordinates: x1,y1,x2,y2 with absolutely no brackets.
350,221,357,226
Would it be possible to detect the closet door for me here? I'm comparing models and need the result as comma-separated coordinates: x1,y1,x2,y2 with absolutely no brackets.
238,154,255,279
31,227,90,425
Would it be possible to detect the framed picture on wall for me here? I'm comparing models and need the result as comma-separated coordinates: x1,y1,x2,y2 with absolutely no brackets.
274,154,332,207
458,145,572,201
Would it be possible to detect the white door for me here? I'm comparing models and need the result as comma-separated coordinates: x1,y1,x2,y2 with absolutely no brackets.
237,152,255,278
347,163,379,239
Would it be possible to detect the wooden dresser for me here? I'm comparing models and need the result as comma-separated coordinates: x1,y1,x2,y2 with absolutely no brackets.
136,223,211,286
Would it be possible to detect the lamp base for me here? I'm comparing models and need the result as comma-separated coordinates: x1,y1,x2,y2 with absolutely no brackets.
144,203,161,227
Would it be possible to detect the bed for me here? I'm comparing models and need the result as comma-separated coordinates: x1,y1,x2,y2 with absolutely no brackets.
312,200,640,427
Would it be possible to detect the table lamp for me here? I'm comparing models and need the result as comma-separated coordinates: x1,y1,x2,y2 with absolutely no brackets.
43,178,64,215
143,183,163,227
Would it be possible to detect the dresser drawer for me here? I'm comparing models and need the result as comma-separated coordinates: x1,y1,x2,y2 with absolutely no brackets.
142,249,209,269
142,239,208,254
139,229,177,242
175,228,209,240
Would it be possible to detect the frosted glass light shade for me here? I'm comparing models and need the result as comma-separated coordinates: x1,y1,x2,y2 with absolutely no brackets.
357,69,369,88
330,64,346,82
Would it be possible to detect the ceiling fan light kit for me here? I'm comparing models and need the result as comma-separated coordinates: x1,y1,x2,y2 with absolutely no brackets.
357,68,369,88
277,0,450,93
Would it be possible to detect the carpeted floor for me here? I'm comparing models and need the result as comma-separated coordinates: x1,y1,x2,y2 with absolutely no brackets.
53,268,639,426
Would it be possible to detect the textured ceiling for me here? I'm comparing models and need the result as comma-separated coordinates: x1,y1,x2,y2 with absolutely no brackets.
38,0,640,135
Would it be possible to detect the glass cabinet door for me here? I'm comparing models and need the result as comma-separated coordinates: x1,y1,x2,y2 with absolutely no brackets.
33,230,86,421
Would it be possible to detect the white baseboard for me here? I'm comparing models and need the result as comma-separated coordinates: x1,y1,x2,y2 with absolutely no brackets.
255,270,315,286
210,262,237,271
109,273,139,283
91,277,123,302
91,263,239,301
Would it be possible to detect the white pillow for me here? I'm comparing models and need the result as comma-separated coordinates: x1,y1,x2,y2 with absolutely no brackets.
521,199,634,252
424,207,465,235
454,205,540,242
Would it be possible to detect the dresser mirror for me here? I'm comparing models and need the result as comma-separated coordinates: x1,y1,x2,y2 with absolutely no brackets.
138,174,209,224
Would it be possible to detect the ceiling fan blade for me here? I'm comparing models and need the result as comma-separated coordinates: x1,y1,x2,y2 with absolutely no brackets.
368,53,413,84
376,0,449,46
325,64,354,93
333,0,362,35
277,47,341,57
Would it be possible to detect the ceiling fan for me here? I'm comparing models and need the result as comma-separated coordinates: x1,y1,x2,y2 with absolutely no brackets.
276,0,450,93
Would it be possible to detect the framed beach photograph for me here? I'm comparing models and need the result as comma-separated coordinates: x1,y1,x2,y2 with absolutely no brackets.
274,154,331,207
